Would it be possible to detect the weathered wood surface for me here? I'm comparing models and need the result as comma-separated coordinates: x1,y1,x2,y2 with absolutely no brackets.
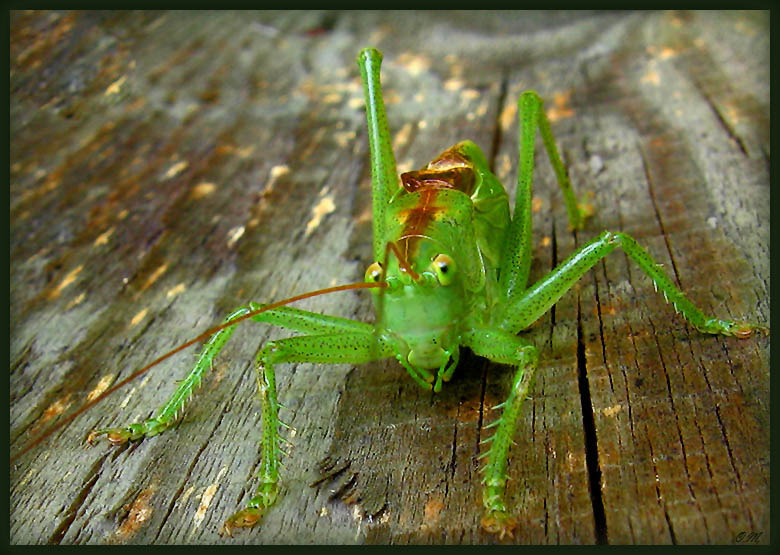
10,10,768,545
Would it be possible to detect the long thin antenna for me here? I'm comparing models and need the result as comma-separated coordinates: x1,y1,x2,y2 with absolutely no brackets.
11,280,387,462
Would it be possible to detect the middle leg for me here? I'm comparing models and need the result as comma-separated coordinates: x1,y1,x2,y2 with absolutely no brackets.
497,230,765,337
221,330,396,535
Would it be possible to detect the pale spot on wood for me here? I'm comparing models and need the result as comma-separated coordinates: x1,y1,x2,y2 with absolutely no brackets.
305,195,336,236
190,182,217,199
209,362,228,390
368,26,389,46
167,282,187,297
164,161,188,179
397,159,414,174
180,485,195,506
333,130,356,148
236,145,255,159
417,120,427,130
541,236,551,247
393,122,413,150
723,103,742,125
397,52,430,75
566,450,584,472
659,46,676,59
130,308,149,327
65,291,86,309
120,386,137,409
322,92,342,104
461,88,480,101
118,209,129,220
113,484,156,540
17,467,36,489
87,374,116,402
444,78,464,91
383,90,401,105
500,101,517,131
496,153,512,181
355,206,372,224
193,466,229,529
532,196,543,213
422,496,444,527
193,485,218,529
48,264,83,299
104,75,127,96
93,227,114,246
140,263,168,291
269,164,290,184
546,90,574,122
35,395,72,432
641,70,661,86
601,404,622,417
319,506,329,517
226,225,245,248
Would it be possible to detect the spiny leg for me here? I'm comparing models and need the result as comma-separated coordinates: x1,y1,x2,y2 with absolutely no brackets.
498,230,767,337
89,304,375,445
89,306,254,445
221,331,395,536
499,91,592,300
463,329,538,539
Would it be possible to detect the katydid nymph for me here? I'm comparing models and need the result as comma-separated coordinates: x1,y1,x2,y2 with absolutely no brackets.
15,47,767,540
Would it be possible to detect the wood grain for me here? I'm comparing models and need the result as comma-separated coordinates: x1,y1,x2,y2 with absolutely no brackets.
10,10,768,545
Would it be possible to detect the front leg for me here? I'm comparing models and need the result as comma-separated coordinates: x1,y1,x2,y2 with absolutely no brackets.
497,231,767,338
462,328,539,539
89,306,254,445
221,331,395,536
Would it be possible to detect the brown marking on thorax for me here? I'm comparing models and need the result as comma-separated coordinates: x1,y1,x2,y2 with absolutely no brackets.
396,146,476,261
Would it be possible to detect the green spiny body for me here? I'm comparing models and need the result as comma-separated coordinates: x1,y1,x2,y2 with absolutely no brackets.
85,47,766,540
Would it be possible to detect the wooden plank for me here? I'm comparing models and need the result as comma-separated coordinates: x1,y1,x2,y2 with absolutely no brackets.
10,10,768,545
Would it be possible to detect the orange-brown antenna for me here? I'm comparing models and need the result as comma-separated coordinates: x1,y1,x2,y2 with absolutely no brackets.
11,280,387,462
387,241,420,281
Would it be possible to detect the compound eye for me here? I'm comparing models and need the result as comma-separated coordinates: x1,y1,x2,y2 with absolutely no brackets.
430,254,455,286
364,261,384,283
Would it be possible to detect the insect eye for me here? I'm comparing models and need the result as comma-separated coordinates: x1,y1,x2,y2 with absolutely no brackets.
430,254,456,286
364,261,384,283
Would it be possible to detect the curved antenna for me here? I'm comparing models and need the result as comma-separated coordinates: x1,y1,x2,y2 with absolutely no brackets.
11,280,387,462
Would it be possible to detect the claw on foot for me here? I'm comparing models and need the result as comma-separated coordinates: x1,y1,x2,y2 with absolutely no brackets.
481,511,517,540
731,323,769,339
220,507,264,537
87,428,132,446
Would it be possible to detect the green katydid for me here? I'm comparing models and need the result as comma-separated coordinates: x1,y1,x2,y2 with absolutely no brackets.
16,47,767,539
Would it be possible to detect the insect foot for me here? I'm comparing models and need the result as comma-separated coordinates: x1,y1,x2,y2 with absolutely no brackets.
726,322,769,339
220,507,264,537
219,481,279,536
480,510,518,541
86,428,132,446
88,418,168,446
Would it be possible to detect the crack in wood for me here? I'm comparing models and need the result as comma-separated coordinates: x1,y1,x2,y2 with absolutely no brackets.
576,307,608,544
47,451,111,544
